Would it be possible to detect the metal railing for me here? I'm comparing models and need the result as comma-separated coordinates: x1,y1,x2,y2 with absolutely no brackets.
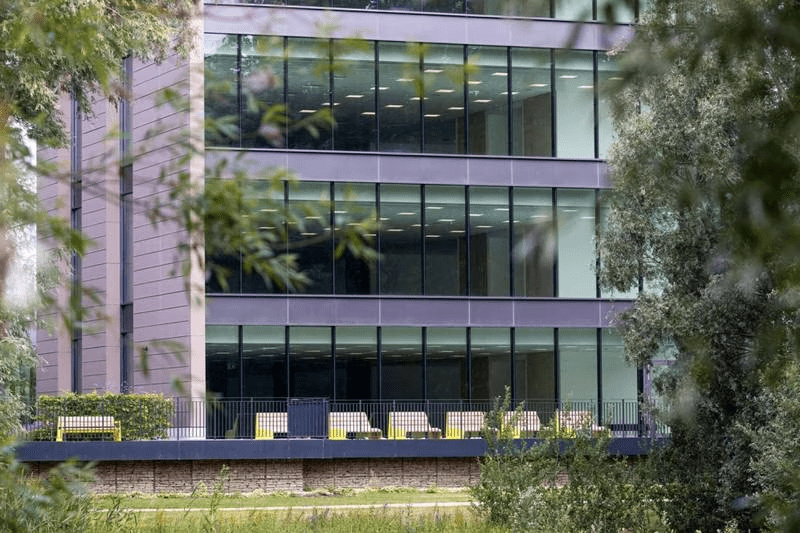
25,397,670,441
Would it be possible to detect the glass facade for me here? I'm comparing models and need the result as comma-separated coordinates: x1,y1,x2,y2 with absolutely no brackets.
208,325,636,403
226,0,640,22
205,36,620,158
207,181,630,299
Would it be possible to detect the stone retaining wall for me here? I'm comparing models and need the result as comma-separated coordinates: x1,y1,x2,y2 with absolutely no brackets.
27,457,481,494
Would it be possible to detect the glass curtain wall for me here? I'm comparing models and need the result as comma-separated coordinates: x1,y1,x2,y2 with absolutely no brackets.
558,328,597,403
287,38,332,149
206,35,619,159
206,325,240,398
470,328,511,399
426,328,467,399
207,326,635,404
514,328,555,401
379,41,421,152
597,51,620,159
331,40,376,151
335,326,378,399
334,182,377,294
513,187,555,297
511,48,552,156
379,184,423,294
287,181,332,293
241,35,285,148
469,186,510,296
425,185,467,295
205,34,239,148
242,326,286,397
557,188,596,297
289,326,332,397
555,50,594,158
381,327,424,399
243,180,287,293
467,45,508,155
423,44,465,154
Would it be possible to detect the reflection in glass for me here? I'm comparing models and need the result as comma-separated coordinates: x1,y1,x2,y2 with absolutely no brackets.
381,327,423,399
243,180,287,294
470,187,510,296
513,188,555,296
425,185,467,295
601,329,636,401
470,328,511,399
335,183,377,294
378,42,421,152
206,325,240,398
554,0,593,20
514,328,555,400
423,44,464,154
241,35,285,148
467,46,508,155
597,52,619,159
512,48,552,156
335,326,378,399
289,326,332,397
559,328,597,402
287,38,332,149
379,184,422,294
242,326,286,397
332,40,376,151
557,189,596,297
555,50,594,158
427,328,467,399
288,181,332,294
205,34,240,147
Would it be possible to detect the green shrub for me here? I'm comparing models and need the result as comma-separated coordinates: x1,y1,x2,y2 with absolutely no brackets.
33,392,174,441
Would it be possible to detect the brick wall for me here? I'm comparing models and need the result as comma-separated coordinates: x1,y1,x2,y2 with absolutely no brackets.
27,458,480,494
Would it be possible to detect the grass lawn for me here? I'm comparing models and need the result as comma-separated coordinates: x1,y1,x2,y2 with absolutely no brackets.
93,487,473,511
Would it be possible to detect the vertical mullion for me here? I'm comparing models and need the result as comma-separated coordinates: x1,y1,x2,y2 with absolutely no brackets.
508,187,514,297
552,188,558,297
331,326,336,401
465,186,471,296
237,35,243,148
377,327,382,400
595,188,601,298
553,328,560,404
506,47,513,155
238,326,244,398
422,327,428,400
596,328,603,419
329,39,335,150
466,328,472,401
375,42,381,151
419,49,424,153
463,45,469,154
510,328,516,402
550,49,556,157
421,185,426,295
593,50,599,159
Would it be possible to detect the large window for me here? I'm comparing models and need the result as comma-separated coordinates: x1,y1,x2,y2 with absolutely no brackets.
205,35,619,159
207,182,615,299
207,326,633,404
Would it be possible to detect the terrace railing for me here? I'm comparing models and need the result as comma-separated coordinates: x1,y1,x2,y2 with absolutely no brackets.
26,397,670,441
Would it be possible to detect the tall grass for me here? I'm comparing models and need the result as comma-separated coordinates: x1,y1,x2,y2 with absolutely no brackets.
83,507,507,533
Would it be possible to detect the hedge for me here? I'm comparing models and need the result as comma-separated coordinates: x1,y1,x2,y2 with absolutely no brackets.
33,392,174,441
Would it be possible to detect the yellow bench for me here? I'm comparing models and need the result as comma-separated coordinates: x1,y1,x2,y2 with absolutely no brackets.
504,411,541,438
328,412,382,439
445,411,486,439
56,416,121,442
555,410,605,435
255,412,287,439
388,411,441,440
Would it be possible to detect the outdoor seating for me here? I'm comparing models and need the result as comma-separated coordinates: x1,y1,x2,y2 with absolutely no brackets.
56,416,121,442
387,411,441,439
328,411,383,439
445,411,486,439
503,410,541,438
255,412,288,439
556,409,605,434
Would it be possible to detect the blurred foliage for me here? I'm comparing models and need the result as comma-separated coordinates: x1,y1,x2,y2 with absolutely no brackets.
600,0,800,530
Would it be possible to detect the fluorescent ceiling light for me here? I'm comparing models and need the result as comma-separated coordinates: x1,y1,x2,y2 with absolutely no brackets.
398,212,416,216
448,106,464,110
435,89,455,93
424,114,441,118
474,99,491,103
346,94,364,98
424,68,443,73
492,72,508,76
530,83,548,87
361,111,376,116
299,109,316,113
468,80,482,85
501,91,520,95
385,104,404,108
396,77,413,82
560,75,577,79
578,85,594,89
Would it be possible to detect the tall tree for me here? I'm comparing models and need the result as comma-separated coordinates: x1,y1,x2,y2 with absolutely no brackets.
601,0,800,530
